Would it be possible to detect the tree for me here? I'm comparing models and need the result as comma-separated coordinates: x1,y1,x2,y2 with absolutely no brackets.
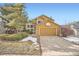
0,3,28,32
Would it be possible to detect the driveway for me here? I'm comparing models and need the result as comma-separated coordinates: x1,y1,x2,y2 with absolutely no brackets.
40,36,79,56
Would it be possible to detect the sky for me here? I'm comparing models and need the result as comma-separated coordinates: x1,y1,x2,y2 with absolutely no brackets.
0,3,79,25
26,3,79,25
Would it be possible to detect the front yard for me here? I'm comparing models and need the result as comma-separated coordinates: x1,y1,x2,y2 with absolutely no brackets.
0,32,40,55
0,41,40,55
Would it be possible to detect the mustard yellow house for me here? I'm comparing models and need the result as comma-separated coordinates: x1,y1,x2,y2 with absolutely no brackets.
35,15,61,36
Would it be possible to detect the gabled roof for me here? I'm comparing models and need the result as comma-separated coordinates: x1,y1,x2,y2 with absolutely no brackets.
36,15,54,22
30,15,60,27
36,15,60,27
33,15,54,24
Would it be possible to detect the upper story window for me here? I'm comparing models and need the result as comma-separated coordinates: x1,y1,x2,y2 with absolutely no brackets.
46,22,51,27
38,21,41,24
37,20,43,24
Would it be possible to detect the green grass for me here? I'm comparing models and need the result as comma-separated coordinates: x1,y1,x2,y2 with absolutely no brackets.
0,32,28,41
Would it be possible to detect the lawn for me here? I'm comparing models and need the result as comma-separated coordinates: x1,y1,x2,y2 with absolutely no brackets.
0,41,40,55
0,32,40,55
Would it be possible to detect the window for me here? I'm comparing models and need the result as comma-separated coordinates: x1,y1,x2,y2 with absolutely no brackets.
38,21,41,24
37,20,43,24
46,22,51,27
31,25,33,28
27,25,30,28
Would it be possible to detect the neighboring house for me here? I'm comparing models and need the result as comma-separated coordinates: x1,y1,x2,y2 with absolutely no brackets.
69,23,79,36
63,22,79,36
26,22,35,33
35,15,61,36
72,23,79,36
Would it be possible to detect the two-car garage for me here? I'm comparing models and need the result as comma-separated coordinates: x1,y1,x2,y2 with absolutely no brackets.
36,27,61,36
39,28,56,36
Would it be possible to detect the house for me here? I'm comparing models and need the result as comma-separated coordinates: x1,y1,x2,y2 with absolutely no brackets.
71,22,79,36
26,15,61,36
61,21,79,37
35,15,61,36
26,22,35,34
65,22,79,36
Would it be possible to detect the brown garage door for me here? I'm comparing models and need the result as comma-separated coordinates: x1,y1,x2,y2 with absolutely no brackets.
38,28,57,36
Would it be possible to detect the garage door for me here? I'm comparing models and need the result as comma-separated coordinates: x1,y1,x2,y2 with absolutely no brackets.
38,28,57,36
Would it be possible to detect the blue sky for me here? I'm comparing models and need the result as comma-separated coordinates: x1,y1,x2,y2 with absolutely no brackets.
26,3,79,25
0,3,79,25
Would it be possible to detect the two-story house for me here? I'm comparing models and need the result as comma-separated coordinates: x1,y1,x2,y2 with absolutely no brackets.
26,15,61,36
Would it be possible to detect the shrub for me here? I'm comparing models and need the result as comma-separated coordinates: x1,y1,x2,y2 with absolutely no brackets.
26,30,33,34
0,32,28,41
61,28,74,37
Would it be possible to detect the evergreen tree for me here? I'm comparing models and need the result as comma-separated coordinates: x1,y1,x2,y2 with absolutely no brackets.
0,3,28,32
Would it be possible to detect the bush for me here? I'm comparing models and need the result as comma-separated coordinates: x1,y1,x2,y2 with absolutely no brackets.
26,30,34,34
61,28,74,37
0,32,28,41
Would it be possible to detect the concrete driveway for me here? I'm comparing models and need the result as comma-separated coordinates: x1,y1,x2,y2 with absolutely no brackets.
40,36,79,56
